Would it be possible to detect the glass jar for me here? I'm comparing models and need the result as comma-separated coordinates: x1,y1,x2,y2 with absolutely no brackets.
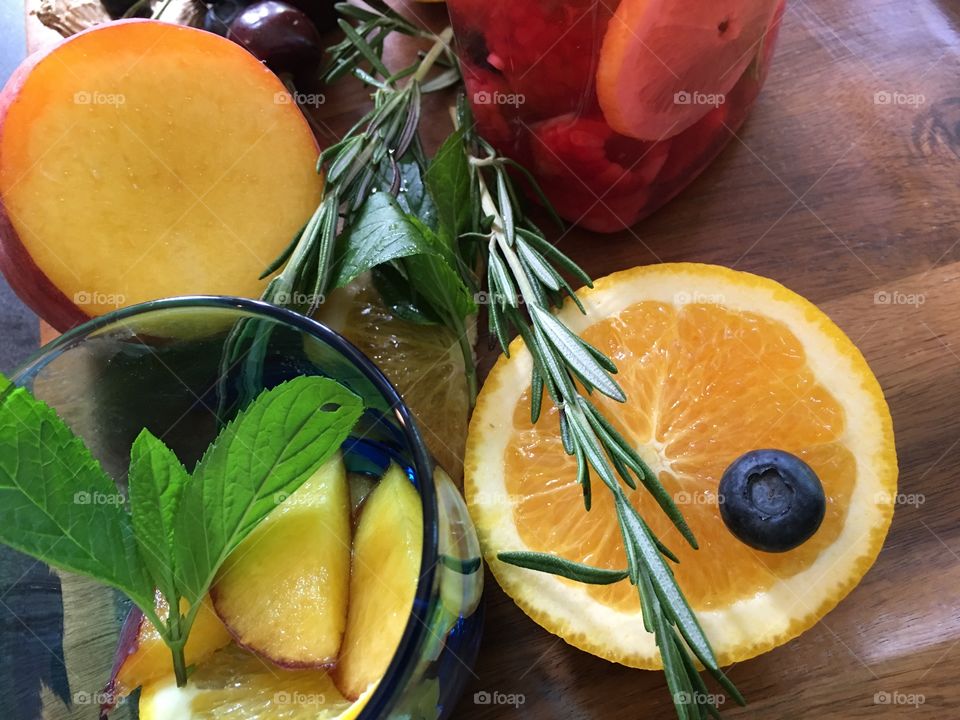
449,0,786,232
1,297,483,719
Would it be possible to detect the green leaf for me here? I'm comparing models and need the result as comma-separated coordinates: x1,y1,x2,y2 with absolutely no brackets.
516,229,593,288
426,128,471,246
0,382,152,608
377,156,438,229
337,18,391,79
530,366,544,424
420,67,462,93
617,500,720,675
402,218,476,324
174,376,363,603
371,265,442,325
128,429,189,601
487,248,518,308
498,551,628,585
656,611,696,720
516,239,561,292
631,553,654,633
677,642,726,720
333,191,440,288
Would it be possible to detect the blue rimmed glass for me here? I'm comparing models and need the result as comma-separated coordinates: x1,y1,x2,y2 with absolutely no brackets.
0,296,484,719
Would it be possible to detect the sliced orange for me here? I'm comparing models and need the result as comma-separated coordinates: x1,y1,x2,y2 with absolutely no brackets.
138,644,371,720
315,276,473,482
597,0,779,140
465,263,897,667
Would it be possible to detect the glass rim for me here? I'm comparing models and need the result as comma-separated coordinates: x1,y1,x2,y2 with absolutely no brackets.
11,294,440,718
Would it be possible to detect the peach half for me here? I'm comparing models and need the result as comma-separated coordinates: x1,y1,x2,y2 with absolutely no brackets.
0,19,323,330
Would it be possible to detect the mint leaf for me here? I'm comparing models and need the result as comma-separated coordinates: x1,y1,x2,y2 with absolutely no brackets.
332,189,476,329
426,128,471,246
372,264,443,325
173,376,363,603
379,156,437,229
402,218,476,324
128,429,189,602
0,382,152,609
333,191,439,288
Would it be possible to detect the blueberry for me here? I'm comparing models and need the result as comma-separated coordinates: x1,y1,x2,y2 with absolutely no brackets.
718,449,826,553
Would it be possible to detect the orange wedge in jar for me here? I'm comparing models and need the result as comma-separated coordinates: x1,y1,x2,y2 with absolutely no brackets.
597,0,780,140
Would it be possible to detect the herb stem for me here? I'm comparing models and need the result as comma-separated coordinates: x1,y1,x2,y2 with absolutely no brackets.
170,641,189,687
151,0,174,19
455,315,478,405
474,169,539,305
164,602,191,687
459,109,740,718
412,27,454,83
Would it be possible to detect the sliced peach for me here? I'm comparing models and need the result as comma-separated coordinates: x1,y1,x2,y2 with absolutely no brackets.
212,455,352,667
0,19,323,330
108,591,232,700
334,463,423,700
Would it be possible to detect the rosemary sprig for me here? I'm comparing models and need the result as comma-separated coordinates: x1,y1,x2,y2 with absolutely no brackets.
262,9,460,311
455,101,743,719
324,1,432,84
221,7,469,410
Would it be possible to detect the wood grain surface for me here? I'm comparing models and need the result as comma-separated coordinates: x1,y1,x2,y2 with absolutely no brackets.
22,0,960,718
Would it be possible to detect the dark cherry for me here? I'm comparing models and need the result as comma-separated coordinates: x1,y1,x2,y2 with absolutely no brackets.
718,449,826,553
226,0,323,76
205,0,337,38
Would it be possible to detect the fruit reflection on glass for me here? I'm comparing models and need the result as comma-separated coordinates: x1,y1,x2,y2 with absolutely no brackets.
448,0,786,231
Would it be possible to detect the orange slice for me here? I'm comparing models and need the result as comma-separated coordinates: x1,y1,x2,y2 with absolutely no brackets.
597,0,779,140
138,644,371,720
465,263,897,667
315,276,473,481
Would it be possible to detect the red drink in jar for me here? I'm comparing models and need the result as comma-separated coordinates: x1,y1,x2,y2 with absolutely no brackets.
448,0,786,232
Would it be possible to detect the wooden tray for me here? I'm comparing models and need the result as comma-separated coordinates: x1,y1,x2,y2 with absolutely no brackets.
22,1,960,718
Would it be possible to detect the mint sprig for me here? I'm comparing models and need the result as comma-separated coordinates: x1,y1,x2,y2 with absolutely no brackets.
0,374,363,687
0,381,154,609
128,429,189,606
